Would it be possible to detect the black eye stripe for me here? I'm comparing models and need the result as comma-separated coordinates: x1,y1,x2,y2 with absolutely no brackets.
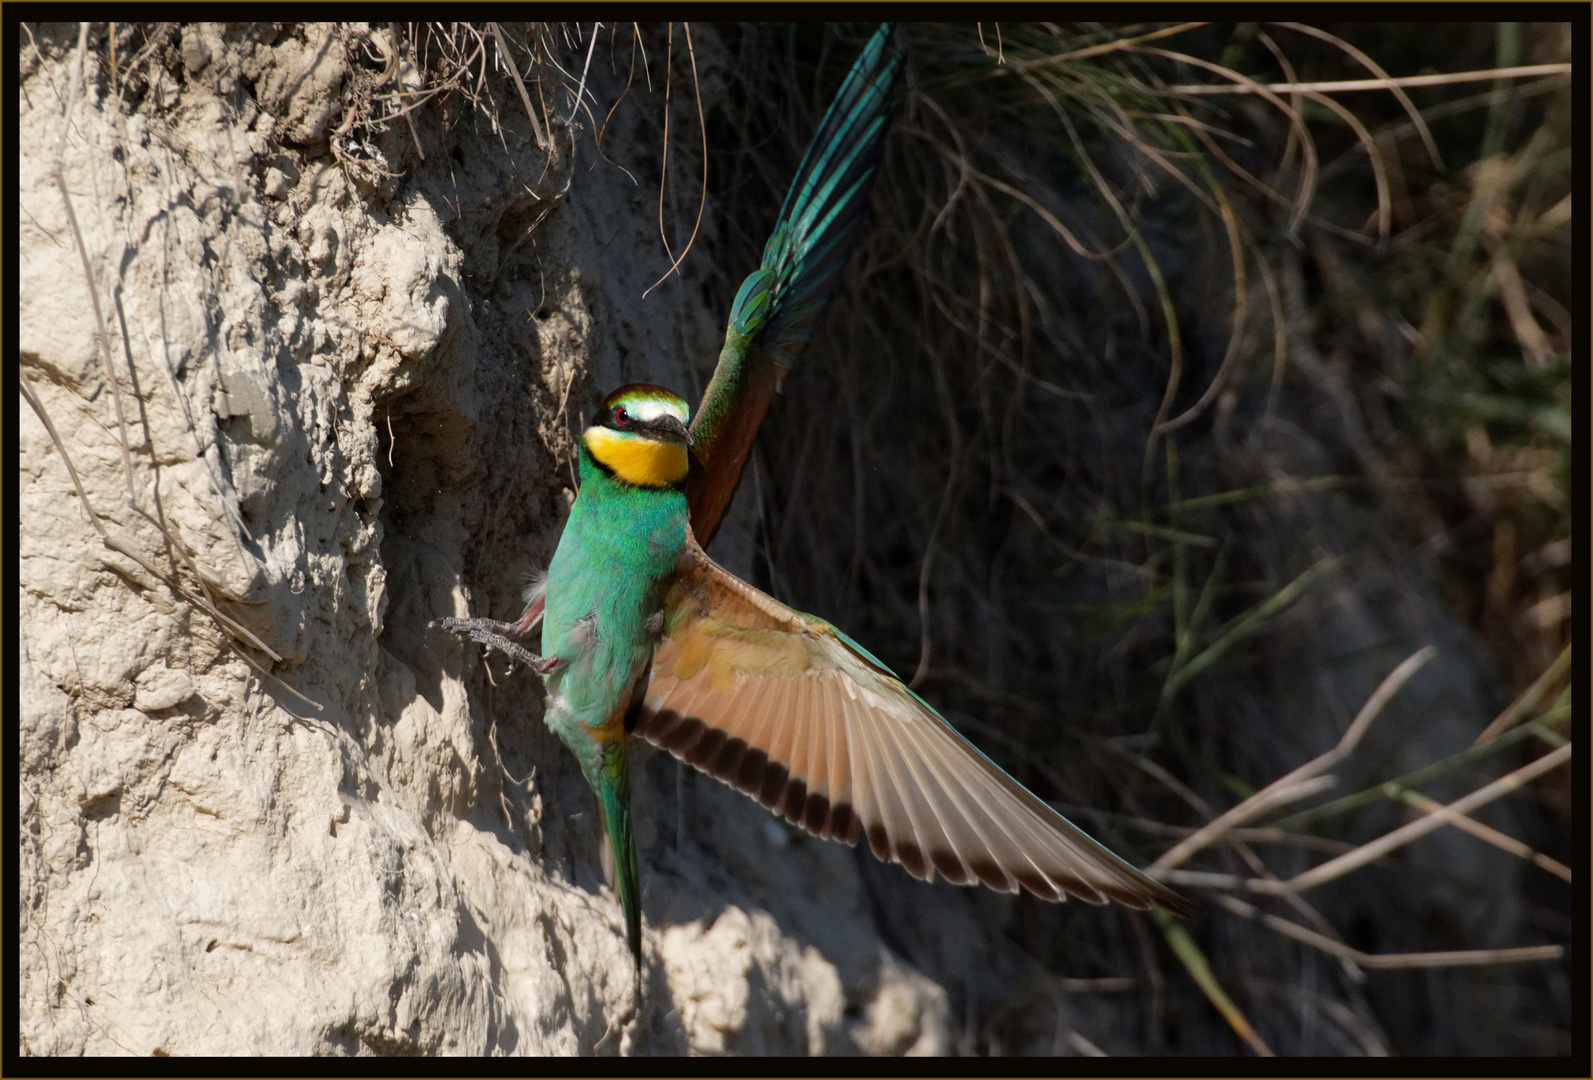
599,399,687,434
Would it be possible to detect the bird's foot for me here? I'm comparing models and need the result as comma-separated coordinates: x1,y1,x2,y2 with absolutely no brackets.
430,617,565,675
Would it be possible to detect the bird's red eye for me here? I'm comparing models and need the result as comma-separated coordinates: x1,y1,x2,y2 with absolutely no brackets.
613,406,630,425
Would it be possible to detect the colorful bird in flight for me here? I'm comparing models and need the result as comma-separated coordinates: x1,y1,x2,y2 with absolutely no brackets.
435,24,1190,968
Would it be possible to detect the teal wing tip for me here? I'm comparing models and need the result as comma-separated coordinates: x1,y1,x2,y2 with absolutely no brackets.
740,23,907,359
770,22,906,231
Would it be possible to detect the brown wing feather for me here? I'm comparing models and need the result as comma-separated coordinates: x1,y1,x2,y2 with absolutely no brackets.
634,538,1193,916
686,361,785,549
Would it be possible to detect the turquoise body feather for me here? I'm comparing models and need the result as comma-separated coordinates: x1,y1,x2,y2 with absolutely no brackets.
540,436,686,965
541,449,684,741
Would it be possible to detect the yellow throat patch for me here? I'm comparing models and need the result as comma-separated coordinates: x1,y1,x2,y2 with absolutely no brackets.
584,426,689,488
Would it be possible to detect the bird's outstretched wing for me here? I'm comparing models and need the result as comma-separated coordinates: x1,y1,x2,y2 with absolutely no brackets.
633,539,1194,916
688,23,906,545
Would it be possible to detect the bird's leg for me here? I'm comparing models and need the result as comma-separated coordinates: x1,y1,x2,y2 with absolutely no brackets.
509,589,546,636
442,588,545,640
430,617,565,675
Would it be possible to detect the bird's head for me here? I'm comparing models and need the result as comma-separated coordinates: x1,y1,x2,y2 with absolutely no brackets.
582,384,693,489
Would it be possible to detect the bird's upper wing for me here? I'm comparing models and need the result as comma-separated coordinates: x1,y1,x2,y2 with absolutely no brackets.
688,24,906,546
633,539,1193,915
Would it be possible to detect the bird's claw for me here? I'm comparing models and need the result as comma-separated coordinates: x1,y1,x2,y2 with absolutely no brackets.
431,617,565,675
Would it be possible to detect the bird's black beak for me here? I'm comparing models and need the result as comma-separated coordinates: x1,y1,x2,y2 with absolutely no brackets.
655,415,693,448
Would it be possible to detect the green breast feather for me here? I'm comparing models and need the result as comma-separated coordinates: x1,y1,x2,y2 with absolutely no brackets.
541,450,686,734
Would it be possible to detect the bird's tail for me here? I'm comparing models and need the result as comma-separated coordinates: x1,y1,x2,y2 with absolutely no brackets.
594,755,642,968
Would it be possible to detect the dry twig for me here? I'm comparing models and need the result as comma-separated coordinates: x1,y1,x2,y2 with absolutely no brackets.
1169,63,1572,96
1154,646,1435,871
1216,896,1564,970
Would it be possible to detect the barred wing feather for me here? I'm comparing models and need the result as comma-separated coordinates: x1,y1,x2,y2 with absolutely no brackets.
633,540,1193,916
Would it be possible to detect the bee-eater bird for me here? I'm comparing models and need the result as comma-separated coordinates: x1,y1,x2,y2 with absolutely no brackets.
435,25,1190,968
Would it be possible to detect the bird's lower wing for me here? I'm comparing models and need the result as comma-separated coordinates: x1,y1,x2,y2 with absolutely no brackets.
633,539,1192,916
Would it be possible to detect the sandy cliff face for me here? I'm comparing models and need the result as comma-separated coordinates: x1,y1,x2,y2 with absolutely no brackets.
17,23,977,1056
